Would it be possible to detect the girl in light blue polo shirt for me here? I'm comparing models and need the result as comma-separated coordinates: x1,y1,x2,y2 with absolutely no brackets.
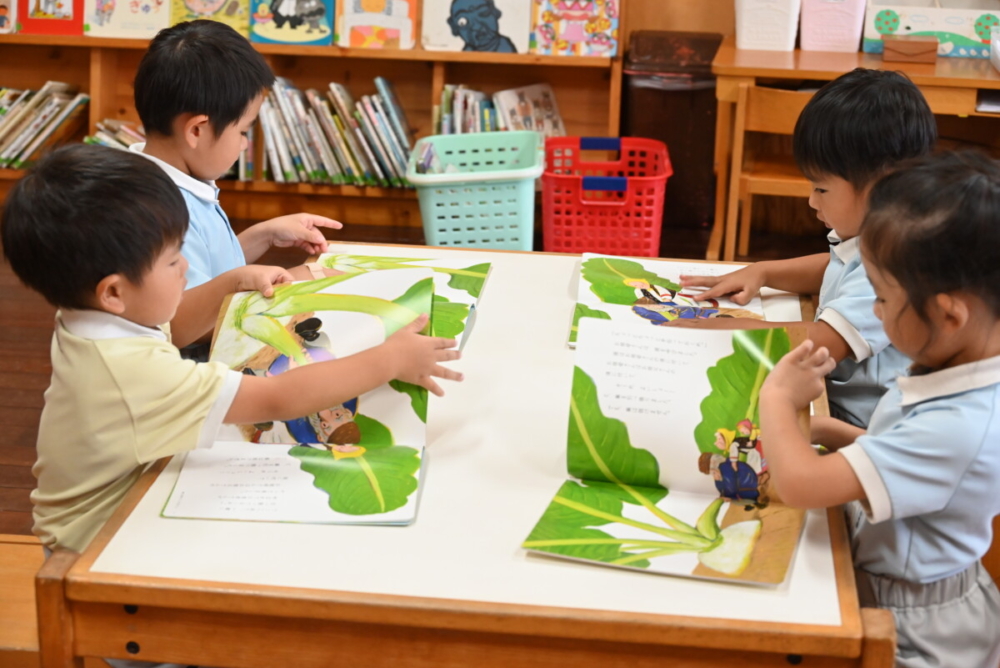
760,151,1000,668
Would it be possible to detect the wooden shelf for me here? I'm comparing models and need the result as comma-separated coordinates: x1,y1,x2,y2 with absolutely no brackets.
0,34,614,68
0,169,26,181
217,180,417,199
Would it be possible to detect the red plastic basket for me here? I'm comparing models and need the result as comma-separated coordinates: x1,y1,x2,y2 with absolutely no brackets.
542,137,672,256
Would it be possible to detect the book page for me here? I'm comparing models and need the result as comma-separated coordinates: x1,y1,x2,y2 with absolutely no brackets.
163,441,424,525
570,253,766,345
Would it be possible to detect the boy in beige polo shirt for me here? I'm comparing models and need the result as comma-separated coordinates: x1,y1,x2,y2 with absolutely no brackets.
1,144,463,555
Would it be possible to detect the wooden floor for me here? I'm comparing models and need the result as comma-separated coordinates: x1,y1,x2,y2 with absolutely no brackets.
0,219,825,537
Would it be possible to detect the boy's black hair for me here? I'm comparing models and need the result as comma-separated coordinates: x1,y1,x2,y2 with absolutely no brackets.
134,20,275,137
861,151,1000,321
1,144,189,310
794,69,937,189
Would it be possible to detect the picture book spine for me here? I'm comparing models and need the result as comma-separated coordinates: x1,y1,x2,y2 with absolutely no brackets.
316,90,375,185
365,95,407,181
258,106,285,183
271,82,319,182
354,108,401,187
283,85,327,182
305,90,354,183
343,113,388,186
261,99,299,183
14,93,88,168
298,102,335,183
373,76,411,152
0,90,38,146
327,113,367,185
304,107,346,185
0,96,66,167
268,94,310,182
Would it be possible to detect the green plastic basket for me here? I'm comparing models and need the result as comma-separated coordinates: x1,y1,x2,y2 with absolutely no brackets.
406,131,545,251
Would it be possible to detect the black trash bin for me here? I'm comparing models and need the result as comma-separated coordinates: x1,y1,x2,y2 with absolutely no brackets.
622,31,723,240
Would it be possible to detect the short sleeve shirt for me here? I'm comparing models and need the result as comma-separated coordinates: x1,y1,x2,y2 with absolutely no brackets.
31,310,242,552
816,233,911,427
839,355,1000,583
130,143,245,288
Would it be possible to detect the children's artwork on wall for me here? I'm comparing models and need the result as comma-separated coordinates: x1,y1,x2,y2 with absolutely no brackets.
529,0,619,56
0,0,18,33
335,0,415,49
83,0,168,38
569,254,766,346
163,269,435,526
250,0,332,45
170,0,249,37
16,0,83,34
523,319,807,585
421,0,530,53
862,0,1000,58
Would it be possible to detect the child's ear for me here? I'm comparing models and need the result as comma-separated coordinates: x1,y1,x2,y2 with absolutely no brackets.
178,113,212,150
93,273,128,315
933,292,970,332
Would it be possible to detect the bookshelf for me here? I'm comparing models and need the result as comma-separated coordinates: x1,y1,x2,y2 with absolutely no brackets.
0,26,626,233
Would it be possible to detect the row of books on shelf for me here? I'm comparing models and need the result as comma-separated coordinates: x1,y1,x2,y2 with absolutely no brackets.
434,82,565,137
0,83,89,170
0,0,617,57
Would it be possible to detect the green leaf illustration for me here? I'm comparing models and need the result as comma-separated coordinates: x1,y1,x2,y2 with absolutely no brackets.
319,255,490,300
290,444,421,515
391,277,434,333
581,256,682,305
445,262,491,299
353,413,393,448
431,295,470,340
240,314,309,366
694,329,790,453
569,302,612,343
389,380,428,423
239,274,358,316
257,293,420,337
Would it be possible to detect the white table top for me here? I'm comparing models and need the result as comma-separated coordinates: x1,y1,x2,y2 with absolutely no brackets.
91,244,841,628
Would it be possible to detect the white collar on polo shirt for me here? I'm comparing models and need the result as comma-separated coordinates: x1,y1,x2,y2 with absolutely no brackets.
59,309,168,342
898,355,1000,406
827,230,860,264
129,142,219,204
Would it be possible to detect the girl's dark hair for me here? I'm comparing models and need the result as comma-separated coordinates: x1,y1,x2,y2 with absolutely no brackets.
861,151,1000,321
134,20,275,137
1,144,189,309
794,69,937,189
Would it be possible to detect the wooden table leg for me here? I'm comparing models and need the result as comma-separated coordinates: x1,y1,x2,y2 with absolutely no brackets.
707,97,733,261
860,608,896,668
36,550,84,668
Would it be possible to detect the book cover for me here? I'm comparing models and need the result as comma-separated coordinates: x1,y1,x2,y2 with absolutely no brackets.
529,0,619,57
169,0,249,38
316,251,492,349
569,254,767,346
492,83,565,138
523,319,807,585
421,0,529,53
82,0,168,38
0,0,17,33
163,268,435,525
335,0,414,49
16,0,83,34
0,82,74,155
250,0,332,45
12,92,88,168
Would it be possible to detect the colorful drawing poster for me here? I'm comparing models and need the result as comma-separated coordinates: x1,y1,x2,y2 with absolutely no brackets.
170,0,249,37
83,0,168,39
421,0,530,53
529,0,619,57
570,253,766,346
250,0,333,45
0,0,17,33
316,251,491,349
335,0,414,49
523,318,807,585
17,0,83,34
163,269,435,525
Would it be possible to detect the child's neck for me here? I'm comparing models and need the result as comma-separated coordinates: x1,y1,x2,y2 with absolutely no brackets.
143,135,196,179
933,315,1000,370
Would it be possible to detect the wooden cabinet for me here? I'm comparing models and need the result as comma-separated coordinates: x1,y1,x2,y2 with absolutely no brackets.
0,34,625,234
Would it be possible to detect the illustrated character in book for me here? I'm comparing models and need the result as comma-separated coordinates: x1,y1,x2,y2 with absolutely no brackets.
0,4,10,28
183,0,226,16
243,318,362,448
552,0,597,46
515,92,534,130
94,0,115,25
447,0,517,53
298,0,326,33
699,426,770,510
270,0,302,27
625,278,727,324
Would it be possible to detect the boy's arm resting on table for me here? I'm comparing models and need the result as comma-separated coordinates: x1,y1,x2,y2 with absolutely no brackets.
238,213,343,263
225,314,462,425
680,253,830,304
170,265,294,348
760,340,866,509
669,318,853,363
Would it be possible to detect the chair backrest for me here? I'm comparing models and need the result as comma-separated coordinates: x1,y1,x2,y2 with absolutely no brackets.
742,85,814,136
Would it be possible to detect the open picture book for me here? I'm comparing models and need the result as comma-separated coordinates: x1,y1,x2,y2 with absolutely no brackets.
524,318,807,585
162,268,438,526
570,253,766,346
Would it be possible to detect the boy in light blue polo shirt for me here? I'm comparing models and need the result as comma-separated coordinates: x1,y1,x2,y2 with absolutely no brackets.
760,152,1000,668
132,20,343,352
678,69,936,427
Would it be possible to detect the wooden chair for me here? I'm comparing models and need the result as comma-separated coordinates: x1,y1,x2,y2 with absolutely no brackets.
0,535,44,668
723,83,814,260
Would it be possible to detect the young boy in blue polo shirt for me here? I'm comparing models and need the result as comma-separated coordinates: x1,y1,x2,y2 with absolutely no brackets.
678,69,937,428
131,20,342,351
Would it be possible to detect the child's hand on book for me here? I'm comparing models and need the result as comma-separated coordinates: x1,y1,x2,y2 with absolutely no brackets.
761,339,837,411
680,264,766,305
261,213,344,255
233,265,294,298
384,313,463,397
